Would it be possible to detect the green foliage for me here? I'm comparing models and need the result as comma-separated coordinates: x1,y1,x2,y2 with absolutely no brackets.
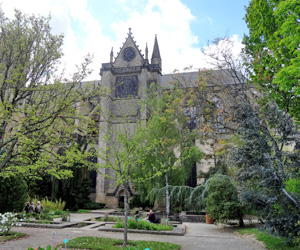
0,7,99,178
54,236,180,250
28,246,59,250
0,212,20,235
148,185,195,210
135,82,203,208
205,174,244,226
129,194,152,209
96,216,120,222
243,0,300,123
51,136,95,211
0,175,28,213
231,100,300,237
0,231,27,242
148,184,208,212
237,228,300,250
82,202,105,210
30,197,65,211
285,178,300,194
113,219,173,231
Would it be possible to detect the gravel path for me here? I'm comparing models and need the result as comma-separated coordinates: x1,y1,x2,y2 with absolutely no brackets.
0,212,266,250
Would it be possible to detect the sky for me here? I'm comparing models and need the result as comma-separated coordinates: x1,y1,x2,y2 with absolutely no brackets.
1,0,250,80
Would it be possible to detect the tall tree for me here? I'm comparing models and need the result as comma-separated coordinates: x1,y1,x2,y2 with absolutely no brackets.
243,0,300,122
0,8,97,178
97,118,159,247
139,83,202,216
231,99,300,237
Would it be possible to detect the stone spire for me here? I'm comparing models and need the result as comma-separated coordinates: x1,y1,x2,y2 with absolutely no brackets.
110,47,113,63
151,34,161,69
145,43,148,60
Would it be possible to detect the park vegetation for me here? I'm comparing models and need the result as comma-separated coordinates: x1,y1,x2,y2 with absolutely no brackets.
1,0,300,248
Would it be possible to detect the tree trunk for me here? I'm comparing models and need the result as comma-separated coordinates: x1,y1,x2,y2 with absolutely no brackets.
165,174,170,219
122,184,128,247
238,216,244,227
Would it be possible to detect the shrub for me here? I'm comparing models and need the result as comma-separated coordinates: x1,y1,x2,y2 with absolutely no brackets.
0,212,20,235
129,194,152,209
28,246,58,250
54,210,64,215
113,219,172,231
205,174,244,226
83,202,105,210
30,197,66,211
0,176,28,213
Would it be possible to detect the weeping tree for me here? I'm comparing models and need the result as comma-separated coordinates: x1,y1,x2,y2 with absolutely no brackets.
134,83,202,217
148,184,207,212
231,99,300,237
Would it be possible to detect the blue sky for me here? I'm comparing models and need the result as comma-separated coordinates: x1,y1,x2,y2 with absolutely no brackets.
2,0,250,80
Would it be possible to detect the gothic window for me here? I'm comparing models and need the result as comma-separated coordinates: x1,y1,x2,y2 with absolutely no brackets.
212,96,225,133
184,106,197,130
115,75,138,98
88,148,97,193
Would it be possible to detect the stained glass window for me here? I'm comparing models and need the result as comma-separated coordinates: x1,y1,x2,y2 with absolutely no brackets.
212,96,225,133
115,75,138,98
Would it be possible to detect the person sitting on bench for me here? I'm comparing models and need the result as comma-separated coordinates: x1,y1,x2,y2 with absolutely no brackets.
148,210,156,223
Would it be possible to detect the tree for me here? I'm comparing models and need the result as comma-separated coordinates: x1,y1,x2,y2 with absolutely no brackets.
243,0,300,122
0,8,97,178
138,83,202,216
231,99,300,237
97,118,159,247
0,175,28,213
51,136,95,210
205,174,244,227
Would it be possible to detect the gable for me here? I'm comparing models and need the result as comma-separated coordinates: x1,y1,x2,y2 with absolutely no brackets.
113,29,144,68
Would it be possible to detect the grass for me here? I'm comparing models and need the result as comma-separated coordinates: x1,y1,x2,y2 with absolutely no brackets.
95,216,121,222
77,222,88,227
58,236,180,250
113,219,173,231
72,209,91,213
22,220,51,224
0,231,27,243
236,228,300,250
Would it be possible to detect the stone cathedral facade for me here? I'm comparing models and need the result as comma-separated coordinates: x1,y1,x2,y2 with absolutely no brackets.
88,29,251,208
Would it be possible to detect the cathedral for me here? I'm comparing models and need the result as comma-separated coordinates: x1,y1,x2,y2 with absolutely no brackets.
87,28,250,208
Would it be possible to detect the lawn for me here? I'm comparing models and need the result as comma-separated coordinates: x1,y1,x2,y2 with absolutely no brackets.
236,228,300,250
57,236,180,250
114,219,173,231
0,231,27,243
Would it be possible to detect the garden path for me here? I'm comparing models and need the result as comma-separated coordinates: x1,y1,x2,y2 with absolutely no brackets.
0,211,265,250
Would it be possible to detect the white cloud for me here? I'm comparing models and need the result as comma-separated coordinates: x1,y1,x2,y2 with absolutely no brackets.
111,0,207,73
1,0,245,80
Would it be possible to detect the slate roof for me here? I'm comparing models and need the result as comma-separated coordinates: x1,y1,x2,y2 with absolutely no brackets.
160,70,246,89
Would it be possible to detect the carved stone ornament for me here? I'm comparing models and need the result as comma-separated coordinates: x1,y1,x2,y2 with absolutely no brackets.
122,47,136,62
115,75,138,98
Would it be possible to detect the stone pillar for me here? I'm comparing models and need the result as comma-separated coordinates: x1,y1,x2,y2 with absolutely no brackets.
96,70,113,203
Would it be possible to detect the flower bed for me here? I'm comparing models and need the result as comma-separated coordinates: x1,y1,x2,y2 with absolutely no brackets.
113,219,173,231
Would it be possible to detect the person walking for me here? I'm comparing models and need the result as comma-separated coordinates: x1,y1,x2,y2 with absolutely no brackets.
28,202,35,213
35,201,44,214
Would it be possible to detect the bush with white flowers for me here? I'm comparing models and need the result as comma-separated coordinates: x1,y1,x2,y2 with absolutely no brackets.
0,212,20,235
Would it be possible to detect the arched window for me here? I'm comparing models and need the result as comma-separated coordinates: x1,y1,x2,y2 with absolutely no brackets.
212,96,225,133
87,148,97,193
184,106,197,130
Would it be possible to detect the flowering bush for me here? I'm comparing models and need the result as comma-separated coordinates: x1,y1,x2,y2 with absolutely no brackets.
0,212,20,235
